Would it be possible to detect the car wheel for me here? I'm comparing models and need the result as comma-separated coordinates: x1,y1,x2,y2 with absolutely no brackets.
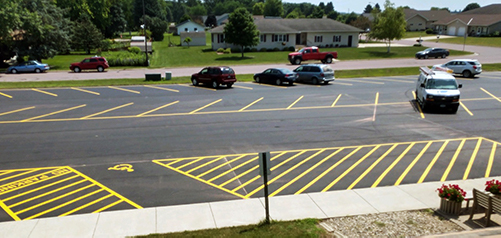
212,80,219,89
420,99,427,112
450,105,459,114
275,79,281,85
191,78,198,86
255,77,260,83
289,81,294,86
312,78,318,85
417,56,421,59
323,81,329,85
462,70,472,78
227,83,233,88
73,67,81,73
35,68,41,73
294,58,301,65
97,66,104,72
325,57,333,64
441,54,446,58
424,55,429,59
321,60,326,63
10,69,18,74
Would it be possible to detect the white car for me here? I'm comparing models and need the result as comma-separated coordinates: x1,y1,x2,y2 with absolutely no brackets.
434,59,482,78
415,67,462,113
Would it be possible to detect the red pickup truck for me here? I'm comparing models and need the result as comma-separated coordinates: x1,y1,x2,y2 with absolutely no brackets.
288,46,338,65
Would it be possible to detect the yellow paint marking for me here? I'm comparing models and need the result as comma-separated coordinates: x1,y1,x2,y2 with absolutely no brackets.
253,82,286,88
137,101,179,117
349,144,398,190
331,82,353,86
441,140,466,181
0,107,35,117
0,169,44,183
189,99,222,114
245,151,308,198
71,87,100,95
269,150,326,196
207,156,258,183
67,167,142,209
93,200,123,213
81,102,133,119
178,84,216,91
463,138,482,180
16,184,95,215
485,143,497,177
0,200,20,221
412,91,416,100
459,102,473,116
59,194,113,217
152,160,246,199
372,143,414,188
395,142,432,186
108,164,134,172
229,153,287,191
480,87,501,103
372,92,379,121
0,91,13,98
362,77,414,84
415,101,425,119
143,85,179,92
337,79,384,85
287,96,304,109
299,147,362,193
3,171,75,201
176,158,205,170
323,146,380,192
32,88,57,97
21,104,86,122
186,156,226,174
108,86,140,94
418,141,449,183
331,94,342,107
239,97,263,111
196,154,248,178
3,175,79,202
233,85,253,90
294,149,344,195
25,189,104,220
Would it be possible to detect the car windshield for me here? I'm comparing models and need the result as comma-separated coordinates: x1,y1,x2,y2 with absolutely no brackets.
298,48,305,53
221,67,234,74
426,78,458,89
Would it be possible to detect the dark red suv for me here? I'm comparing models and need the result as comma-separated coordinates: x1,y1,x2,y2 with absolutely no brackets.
191,66,237,88
70,56,109,73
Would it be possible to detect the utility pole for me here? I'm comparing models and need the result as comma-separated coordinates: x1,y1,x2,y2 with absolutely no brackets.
142,0,149,65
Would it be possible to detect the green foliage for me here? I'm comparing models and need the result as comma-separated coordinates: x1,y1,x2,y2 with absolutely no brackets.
259,48,268,52
105,2,127,38
308,6,324,18
133,0,165,27
102,51,146,66
101,39,129,51
463,3,480,12
138,29,152,39
369,0,406,53
264,0,284,17
190,5,207,16
252,2,265,15
223,7,259,58
128,46,141,54
183,37,192,47
425,28,434,34
147,16,167,41
217,48,224,53
71,14,104,54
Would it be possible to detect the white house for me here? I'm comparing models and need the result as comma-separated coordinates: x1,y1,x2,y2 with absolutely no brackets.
433,4,501,36
209,18,362,51
175,20,205,35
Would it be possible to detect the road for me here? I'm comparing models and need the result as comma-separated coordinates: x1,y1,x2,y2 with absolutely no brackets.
1,72,501,222
0,40,499,82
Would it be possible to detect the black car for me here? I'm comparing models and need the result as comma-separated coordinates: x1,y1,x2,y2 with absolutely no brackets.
253,68,297,85
415,48,449,59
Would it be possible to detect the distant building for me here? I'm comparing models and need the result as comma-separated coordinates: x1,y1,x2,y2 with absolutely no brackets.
175,20,205,35
403,9,452,31
433,4,501,36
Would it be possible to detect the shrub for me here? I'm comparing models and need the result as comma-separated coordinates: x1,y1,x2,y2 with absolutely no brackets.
413,44,422,47
272,47,280,51
425,28,434,34
223,48,231,54
217,48,224,53
288,46,295,51
251,48,258,52
259,48,268,52
101,51,146,67
128,47,141,54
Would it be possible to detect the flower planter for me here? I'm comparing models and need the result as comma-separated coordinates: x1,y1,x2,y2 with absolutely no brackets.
440,199,462,215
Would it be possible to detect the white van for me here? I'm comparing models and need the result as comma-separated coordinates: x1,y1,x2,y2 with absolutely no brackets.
415,67,462,113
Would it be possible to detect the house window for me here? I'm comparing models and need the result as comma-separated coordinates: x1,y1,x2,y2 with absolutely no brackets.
314,36,323,42
185,28,188,32
194,28,198,32
260,34,266,42
333,35,341,42
418,23,422,26
272,34,289,42
217,34,225,43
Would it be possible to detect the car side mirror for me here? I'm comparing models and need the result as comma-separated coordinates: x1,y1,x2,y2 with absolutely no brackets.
458,84,462,88
420,83,425,88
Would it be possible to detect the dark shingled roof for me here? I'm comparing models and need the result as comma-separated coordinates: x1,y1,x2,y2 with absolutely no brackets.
403,9,451,21
433,4,501,26
210,18,362,33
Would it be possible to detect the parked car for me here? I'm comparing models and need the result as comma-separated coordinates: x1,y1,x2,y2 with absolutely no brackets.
433,59,482,78
415,48,449,59
253,68,297,86
293,64,335,85
191,66,237,88
70,56,109,73
288,46,338,65
7,60,49,74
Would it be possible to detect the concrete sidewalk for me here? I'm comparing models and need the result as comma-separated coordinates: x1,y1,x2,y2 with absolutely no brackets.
1,176,501,238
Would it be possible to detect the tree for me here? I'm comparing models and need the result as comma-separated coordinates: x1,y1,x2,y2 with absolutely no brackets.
374,3,381,12
325,2,334,13
105,2,127,38
205,14,217,27
179,13,191,23
183,36,192,47
71,14,103,54
190,4,207,16
308,6,324,18
133,0,165,28
223,7,259,58
253,2,265,15
364,4,373,13
326,10,339,20
369,0,406,53
147,16,167,41
463,3,480,12
264,0,283,17
350,15,372,31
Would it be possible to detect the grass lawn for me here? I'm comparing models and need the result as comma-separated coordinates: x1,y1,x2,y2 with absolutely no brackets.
430,36,501,47
133,219,325,238
404,31,428,38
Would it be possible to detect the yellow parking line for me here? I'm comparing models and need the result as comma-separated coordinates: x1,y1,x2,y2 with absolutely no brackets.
418,141,449,183
348,144,398,190
371,143,414,188
178,84,216,92
228,153,287,190
286,96,303,109
196,154,248,178
459,102,473,116
60,194,113,217
0,107,35,117
81,102,133,119
485,143,497,177
189,99,222,114
233,85,253,90
331,94,342,107
186,156,226,174
441,140,466,181
239,97,263,111
9,179,87,208
0,91,13,98
480,88,501,103
21,104,86,122
207,156,258,183
331,82,353,86
395,142,432,186
137,101,179,117
372,92,379,121
0,201,20,221
0,169,43,182
108,86,140,94
32,88,57,97
337,79,384,85
463,138,482,180
71,87,100,95
2,175,79,202
143,85,179,92
294,150,343,195
93,200,123,213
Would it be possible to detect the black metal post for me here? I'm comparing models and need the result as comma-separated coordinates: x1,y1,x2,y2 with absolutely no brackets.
142,0,149,65
263,156,270,224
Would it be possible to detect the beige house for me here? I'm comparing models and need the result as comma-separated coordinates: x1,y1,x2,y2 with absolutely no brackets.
403,9,451,31
433,4,501,36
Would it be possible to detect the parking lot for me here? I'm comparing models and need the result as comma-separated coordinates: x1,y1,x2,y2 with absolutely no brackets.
1,71,501,221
